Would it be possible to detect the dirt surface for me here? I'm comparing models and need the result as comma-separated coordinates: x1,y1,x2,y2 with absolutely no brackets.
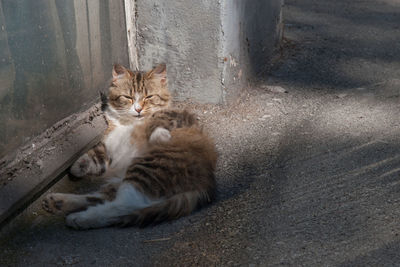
2,0,400,265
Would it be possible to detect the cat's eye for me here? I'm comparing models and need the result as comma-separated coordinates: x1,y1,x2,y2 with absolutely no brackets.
145,95,160,100
118,95,132,100
118,95,133,104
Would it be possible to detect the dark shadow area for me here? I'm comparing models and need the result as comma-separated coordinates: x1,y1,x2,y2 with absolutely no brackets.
266,0,400,91
340,240,400,266
242,116,400,264
243,0,283,76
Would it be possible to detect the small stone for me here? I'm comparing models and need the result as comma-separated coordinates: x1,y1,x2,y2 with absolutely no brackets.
272,98,283,105
264,85,288,93
36,159,43,169
60,255,80,265
258,115,271,121
336,93,348,98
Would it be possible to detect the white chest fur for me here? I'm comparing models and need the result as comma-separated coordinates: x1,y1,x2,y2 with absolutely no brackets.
104,121,138,178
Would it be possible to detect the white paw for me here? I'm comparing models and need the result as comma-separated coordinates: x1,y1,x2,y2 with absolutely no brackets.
42,193,66,215
66,209,117,230
66,212,91,230
70,154,94,177
149,127,171,143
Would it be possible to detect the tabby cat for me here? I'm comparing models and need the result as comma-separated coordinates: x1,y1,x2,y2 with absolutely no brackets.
42,63,217,229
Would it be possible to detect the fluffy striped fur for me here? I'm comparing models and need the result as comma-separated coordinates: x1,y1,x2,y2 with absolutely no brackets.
42,64,217,229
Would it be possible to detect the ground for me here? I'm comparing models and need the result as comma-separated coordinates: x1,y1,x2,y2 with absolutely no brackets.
2,0,400,265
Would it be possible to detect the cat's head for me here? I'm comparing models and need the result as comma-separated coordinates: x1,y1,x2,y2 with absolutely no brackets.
104,63,171,122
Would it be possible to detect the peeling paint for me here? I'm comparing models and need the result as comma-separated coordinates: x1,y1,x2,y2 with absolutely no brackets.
229,55,238,67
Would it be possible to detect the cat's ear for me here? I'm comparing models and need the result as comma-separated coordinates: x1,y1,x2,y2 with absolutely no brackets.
146,63,167,85
112,64,131,80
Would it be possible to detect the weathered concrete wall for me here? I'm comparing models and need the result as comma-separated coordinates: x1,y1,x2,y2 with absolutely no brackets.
135,0,223,103
135,0,283,104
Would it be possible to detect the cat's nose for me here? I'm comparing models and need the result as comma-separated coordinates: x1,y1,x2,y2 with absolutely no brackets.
135,106,142,113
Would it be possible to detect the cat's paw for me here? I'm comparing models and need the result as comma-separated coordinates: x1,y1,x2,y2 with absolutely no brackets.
66,212,89,230
42,193,66,215
66,211,108,230
69,154,93,178
149,127,171,143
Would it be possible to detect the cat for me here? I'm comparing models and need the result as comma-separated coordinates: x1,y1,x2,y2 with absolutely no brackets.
42,63,217,229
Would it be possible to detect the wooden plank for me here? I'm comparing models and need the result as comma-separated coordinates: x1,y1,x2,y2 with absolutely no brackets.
0,105,106,228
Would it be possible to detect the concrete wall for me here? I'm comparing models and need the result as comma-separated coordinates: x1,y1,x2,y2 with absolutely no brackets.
135,0,223,103
135,0,283,104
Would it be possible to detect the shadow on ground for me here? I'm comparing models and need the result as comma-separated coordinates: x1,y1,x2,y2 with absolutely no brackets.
267,0,400,91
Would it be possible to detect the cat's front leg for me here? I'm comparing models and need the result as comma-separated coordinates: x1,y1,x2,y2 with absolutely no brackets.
69,142,109,178
42,192,104,215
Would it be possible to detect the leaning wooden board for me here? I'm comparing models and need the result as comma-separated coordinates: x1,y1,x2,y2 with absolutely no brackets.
0,105,106,228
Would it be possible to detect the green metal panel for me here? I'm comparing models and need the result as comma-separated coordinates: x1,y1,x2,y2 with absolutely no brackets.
0,0,129,159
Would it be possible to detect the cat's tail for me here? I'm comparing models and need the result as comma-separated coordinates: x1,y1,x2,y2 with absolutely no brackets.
117,190,214,227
